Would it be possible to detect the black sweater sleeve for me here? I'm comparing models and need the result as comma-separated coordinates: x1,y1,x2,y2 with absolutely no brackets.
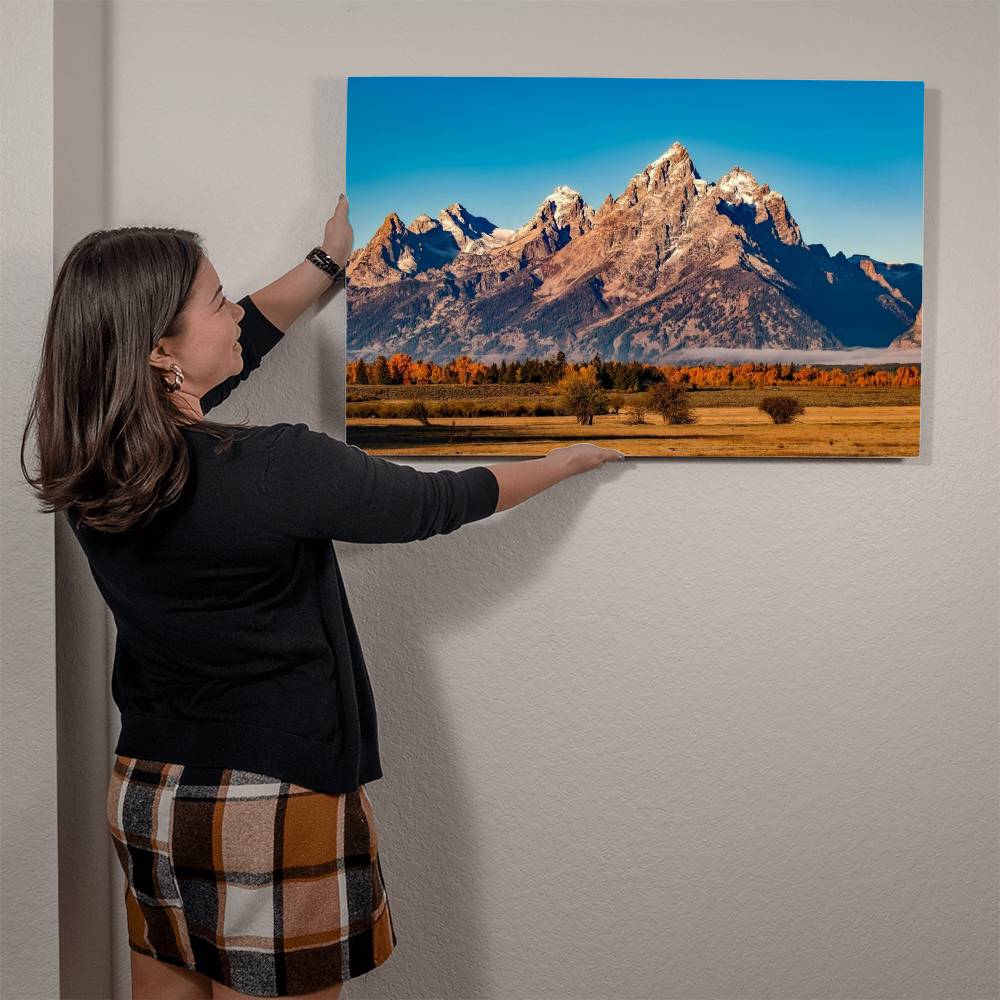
201,294,286,415
261,422,500,543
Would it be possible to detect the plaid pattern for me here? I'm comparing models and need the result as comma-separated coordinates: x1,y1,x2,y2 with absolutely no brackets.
107,755,396,995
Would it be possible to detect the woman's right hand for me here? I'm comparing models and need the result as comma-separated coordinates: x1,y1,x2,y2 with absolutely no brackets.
546,442,627,476
321,193,354,269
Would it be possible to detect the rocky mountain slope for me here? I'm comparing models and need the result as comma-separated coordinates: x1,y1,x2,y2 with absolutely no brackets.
888,304,923,349
346,142,922,363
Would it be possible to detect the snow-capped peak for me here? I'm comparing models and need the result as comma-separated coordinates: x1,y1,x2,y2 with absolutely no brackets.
625,141,698,192
535,184,592,228
542,183,582,206
434,203,510,252
717,166,762,205
645,141,689,170
408,212,439,233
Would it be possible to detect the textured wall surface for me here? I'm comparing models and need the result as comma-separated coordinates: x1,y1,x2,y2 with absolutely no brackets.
21,1,1000,998
1,4,58,999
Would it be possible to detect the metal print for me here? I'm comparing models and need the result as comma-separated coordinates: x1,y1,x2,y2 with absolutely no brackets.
345,77,923,458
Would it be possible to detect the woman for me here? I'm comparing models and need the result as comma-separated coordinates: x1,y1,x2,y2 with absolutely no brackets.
21,194,624,999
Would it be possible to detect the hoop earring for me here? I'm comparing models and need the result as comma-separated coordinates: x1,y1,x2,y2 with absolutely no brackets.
164,363,184,393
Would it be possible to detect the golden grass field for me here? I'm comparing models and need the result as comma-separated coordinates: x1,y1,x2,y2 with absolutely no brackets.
346,405,921,457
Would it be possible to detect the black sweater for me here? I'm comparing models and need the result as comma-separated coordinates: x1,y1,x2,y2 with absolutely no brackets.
69,294,500,794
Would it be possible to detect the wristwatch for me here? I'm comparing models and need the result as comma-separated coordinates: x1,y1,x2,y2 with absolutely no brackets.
306,246,345,282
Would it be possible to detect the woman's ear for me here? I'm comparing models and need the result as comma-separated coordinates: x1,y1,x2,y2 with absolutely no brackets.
148,339,174,372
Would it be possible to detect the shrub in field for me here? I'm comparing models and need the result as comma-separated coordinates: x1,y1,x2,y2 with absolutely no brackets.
400,400,431,425
561,376,610,426
648,383,697,425
606,392,626,414
759,395,805,424
623,405,647,425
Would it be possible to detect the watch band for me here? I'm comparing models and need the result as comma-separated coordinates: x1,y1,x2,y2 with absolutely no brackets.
306,246,345,282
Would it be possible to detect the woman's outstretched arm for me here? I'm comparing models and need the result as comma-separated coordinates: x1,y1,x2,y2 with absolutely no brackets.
486,443,626,513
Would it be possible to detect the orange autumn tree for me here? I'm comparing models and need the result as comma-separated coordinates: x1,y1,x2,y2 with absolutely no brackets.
387,353,413,383
408,360,433,383
446,354,490,385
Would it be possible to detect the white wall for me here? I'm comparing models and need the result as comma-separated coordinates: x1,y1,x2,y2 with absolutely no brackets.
50,4,125,998
1,4,59,999
6,2,997,998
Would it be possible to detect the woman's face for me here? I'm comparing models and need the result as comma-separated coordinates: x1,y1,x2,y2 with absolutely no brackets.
149,256,245,415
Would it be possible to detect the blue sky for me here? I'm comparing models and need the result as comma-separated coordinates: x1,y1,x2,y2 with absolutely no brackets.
347,77,924,265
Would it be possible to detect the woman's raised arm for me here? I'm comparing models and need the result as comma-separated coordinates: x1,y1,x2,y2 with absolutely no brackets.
486,443,626,513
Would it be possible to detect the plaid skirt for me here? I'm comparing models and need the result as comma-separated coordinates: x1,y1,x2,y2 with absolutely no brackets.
107,754,396,996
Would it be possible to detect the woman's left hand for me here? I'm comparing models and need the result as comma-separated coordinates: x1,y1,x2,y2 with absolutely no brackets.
322,193,353,268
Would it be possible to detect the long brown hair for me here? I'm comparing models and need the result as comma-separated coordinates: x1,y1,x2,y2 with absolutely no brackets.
21,226,254,533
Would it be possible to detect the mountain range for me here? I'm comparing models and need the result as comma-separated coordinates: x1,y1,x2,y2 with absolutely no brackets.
345,141,923,364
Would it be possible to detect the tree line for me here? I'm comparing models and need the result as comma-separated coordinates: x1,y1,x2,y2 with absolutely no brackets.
347,351,920,390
